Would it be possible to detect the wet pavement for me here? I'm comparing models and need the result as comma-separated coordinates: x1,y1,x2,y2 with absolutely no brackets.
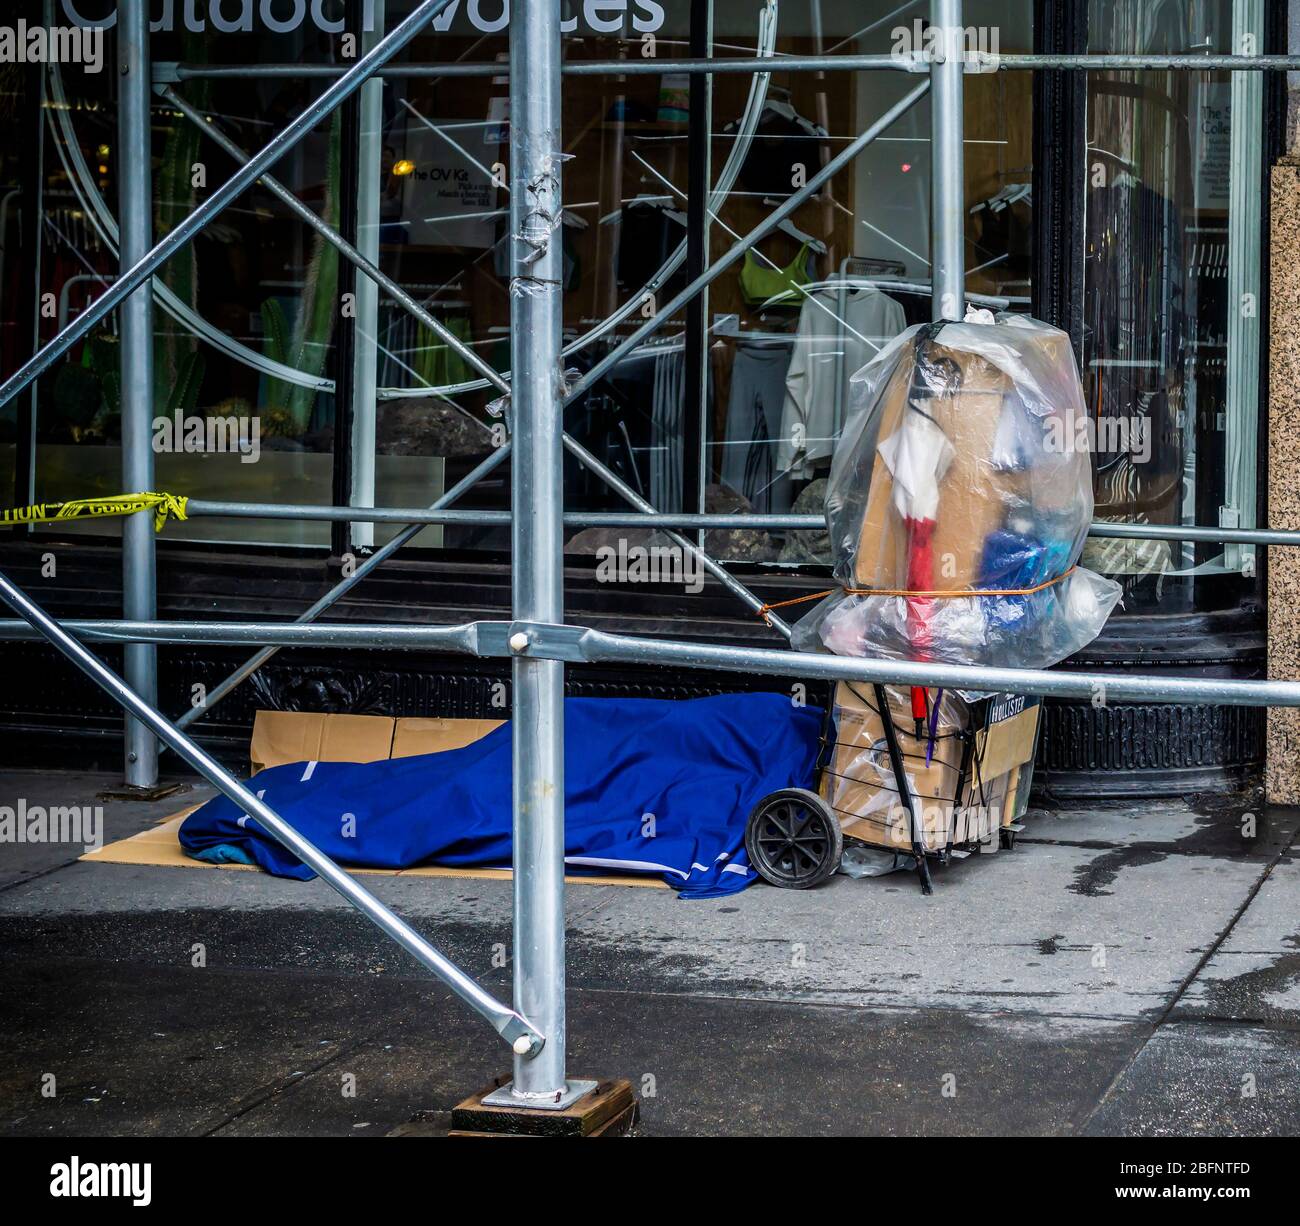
1,769,1296,1136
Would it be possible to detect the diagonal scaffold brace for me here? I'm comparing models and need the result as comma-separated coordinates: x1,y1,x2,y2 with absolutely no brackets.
0,565,544,1058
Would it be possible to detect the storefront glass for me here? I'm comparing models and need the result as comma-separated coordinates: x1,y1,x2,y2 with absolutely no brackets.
1082,0,1264,611
0,0,1266,598
694,1,1032,566
14,2,355,546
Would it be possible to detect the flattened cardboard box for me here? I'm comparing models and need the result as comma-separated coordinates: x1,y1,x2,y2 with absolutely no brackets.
250,711,395,773
250,710,504,772
391,716,506,759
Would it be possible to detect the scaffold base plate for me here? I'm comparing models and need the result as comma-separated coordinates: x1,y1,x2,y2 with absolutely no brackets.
95,781,187,803
449,1076,637,1136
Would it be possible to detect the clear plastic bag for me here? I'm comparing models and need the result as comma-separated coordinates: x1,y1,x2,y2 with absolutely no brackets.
791,314,1121,670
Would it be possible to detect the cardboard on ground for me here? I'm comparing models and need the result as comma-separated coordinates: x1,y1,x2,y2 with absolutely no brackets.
81,711,667,888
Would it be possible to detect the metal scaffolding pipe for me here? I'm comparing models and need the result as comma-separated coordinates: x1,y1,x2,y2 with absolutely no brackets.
118,2,158,788
160,56,895,84
0,0,461,413
180,501,1300,547
517,623,1300,710
158,61,510,81
156,53,1300,83
506,0,573,1107
0,620,486,650
565,52,905,76
158,55,905,81
11,614,1300,710
992,53,1300,70
0,570,542,1055
931,0,964,322
350,0,388,553
185,500,514,526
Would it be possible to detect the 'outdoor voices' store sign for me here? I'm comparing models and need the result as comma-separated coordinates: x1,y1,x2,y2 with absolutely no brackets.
58,1,669,35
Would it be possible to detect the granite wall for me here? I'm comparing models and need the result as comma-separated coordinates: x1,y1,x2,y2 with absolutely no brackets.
1268,156,1300,803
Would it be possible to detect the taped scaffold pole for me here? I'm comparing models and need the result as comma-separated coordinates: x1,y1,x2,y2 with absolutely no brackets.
497,0,587,1111
0,567,542,1056
0,0,463,414
117,2,159,789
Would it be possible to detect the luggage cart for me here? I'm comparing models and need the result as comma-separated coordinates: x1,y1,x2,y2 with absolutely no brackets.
745,683,1019,895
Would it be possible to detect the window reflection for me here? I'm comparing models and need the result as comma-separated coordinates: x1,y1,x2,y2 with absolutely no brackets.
4,0,1262,605
1081,0,1263,607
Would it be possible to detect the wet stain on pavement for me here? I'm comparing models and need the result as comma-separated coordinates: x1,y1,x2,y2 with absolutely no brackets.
1065,790,1294,898
1185,931,1300,1026
1069,845,1169,897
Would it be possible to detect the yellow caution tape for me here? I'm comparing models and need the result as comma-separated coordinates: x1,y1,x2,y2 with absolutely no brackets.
0,492,189,532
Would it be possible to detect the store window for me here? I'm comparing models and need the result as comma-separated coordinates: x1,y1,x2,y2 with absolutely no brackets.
1,1,1036,563
1081,0,1265,611
9,0,1266,594
691,1,1033,566
368,0,1035,564
8,4,355,547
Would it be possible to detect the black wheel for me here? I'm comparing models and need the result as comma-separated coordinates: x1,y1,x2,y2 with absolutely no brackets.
999,827,1017,850
745,788,843,889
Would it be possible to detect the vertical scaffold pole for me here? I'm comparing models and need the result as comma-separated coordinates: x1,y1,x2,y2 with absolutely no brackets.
118,1,159,788
931,0,965,321
350,0,385,555
504,0,576,1106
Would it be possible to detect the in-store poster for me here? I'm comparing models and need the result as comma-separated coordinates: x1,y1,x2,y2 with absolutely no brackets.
400,116,497,250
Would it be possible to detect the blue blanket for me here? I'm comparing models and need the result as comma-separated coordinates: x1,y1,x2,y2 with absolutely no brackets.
179,694,823,898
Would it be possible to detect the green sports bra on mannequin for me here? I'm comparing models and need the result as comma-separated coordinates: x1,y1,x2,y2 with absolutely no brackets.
739,240,813,307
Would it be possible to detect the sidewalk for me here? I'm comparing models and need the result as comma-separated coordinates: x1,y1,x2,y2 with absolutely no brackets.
1,769,1296,1136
